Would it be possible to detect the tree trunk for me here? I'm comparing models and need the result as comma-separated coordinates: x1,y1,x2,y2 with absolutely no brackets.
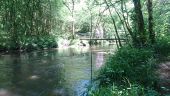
147,0,155,44
72,0,75,39
10,0,19,49
104,0,122,47
133,0,146,46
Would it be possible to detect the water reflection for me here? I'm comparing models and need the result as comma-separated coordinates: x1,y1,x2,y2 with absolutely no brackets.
0,46,114,96
95,52,104,69
0,89,14,96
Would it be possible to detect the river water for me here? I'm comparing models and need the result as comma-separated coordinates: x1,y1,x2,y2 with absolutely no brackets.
0,45,116,96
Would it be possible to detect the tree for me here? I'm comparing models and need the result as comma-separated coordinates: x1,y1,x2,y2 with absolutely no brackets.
104,0,122,47
63,0,75,39
132,0,146,46
147,0,154,44
0,0,62,50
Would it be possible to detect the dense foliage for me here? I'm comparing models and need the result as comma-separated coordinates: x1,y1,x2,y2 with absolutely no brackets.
98,46,156,87
87,45,158,95
0,0,170,95
0,0,62,50
0,0,169,49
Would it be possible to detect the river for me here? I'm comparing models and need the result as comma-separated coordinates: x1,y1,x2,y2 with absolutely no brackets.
0,45,116,96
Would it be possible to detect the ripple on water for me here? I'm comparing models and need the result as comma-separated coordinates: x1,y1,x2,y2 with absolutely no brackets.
75,80,90,96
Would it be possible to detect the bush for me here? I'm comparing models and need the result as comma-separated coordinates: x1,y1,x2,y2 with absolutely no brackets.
154,36,170,58
87,36,170,96
20,36,57,50
97,46,157,87
0,35,58,51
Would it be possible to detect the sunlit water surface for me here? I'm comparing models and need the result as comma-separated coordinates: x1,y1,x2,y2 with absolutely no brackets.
0,45,116,96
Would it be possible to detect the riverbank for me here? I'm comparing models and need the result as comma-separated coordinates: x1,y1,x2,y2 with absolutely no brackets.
0,36,58,52
87,37,170,96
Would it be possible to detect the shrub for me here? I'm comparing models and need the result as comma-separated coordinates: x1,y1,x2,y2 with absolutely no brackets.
20,36,57,50
97,46,157,87
0,35,58,51
154,36,170,58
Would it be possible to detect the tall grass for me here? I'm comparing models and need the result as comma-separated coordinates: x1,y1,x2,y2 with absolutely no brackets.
88,84,159,96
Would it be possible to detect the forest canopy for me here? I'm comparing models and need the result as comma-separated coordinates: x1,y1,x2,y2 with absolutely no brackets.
0,0,169,50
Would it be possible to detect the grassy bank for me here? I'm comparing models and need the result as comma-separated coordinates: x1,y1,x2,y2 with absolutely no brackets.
87,37,170,96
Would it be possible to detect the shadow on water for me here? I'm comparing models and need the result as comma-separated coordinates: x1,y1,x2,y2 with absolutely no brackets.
0,45,115,96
